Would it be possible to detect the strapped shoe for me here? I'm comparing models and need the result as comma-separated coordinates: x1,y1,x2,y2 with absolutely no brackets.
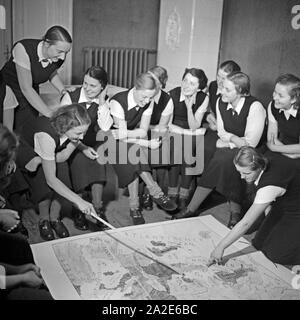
73,210,89,231
95,207,109,230
130,208,145,225
39,220,55,241
140,193,153,211
50,219,69,238
152,194,177,212
173,207,197,219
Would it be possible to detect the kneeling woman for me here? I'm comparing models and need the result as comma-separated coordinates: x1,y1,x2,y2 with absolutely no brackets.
20,104,97,241
209,146,300,266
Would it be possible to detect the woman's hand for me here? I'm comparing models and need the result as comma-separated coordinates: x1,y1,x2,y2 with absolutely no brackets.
216,139,230,149
0,209,20,232
5,160,17,176
76,199,96,216
14,264,41,277
267,134,282,152
82,147,99,160
21,270,44,288
207,113,217,131
99,86,108,105
111,128,128,140
148,138,161,149
208,245,224,266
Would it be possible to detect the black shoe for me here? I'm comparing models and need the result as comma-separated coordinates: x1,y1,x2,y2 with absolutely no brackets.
130,208,145,225
153,194,177,211
173,208,197,219
178,197,188,211
95,207,109,230
50,219,69,238
73,211,89,231
227,212,241,229
39,220,55,241
140,194,153,211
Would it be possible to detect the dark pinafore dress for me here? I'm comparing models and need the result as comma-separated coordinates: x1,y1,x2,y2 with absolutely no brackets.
265,101,300,170
19,116,72,204
197,96,266,204
67,88,106,192
0,39,64,142
252,156,300,265
110,90,152,188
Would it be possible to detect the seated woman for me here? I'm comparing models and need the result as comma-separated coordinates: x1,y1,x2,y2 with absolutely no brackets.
167,68,209,210
175,72,266,227
139,66,174,210
0,125,52,300
108,72,177,225
61,66,112,228
19,104,97,241
209,146,300,266
266,74,300,167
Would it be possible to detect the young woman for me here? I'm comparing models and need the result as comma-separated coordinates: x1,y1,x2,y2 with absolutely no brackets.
266,74,300,166
19,104,97,241
0,25,72,140
209,146,300,266
139,66,174,210
175,72,266,227
108,72,177,225
61,66,112,228
167,68,209,210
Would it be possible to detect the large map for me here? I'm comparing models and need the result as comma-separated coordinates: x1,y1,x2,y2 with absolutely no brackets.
31,216,300,300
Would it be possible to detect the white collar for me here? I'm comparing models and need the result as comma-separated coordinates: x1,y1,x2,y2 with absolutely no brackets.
216,88,222,95
226,97,245,115
59,136,69,146
78,87,99,108
254,169,264,186
37,41,53,68
179,91,197,105
153,90,162,104
127,88,139,111
279,106,298,120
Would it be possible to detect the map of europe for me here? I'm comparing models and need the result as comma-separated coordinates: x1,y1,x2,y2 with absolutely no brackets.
49,217,300,300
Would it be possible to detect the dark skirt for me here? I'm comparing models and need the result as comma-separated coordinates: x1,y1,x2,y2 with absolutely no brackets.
264,149,300,171
23,161,72,204
203,128,218,170
252,204,300,265
197,147,242,203
111,140,151,188
68,150,106,193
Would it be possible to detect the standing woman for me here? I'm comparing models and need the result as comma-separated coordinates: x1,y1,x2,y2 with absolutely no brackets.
266,74,300,165
209,146,300,266
19,104,97,241
108,72,177,225
61,66,112,227
0,25,72,140
175,72,266,227
167,68,209,210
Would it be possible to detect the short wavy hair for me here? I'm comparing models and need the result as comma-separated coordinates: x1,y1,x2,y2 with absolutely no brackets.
275,73,300,109
182,68,208,90
234,146,268,171
135,72,158,91
85,66,108,89
50,103,91,136
227,71,251,96
148,66,168,89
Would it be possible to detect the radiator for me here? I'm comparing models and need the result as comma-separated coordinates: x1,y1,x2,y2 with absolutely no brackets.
83,47,156,88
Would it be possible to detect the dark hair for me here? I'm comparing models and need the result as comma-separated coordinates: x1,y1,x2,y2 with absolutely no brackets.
43,25,72,45
148,66,168,89
275,73,300,109
182,68,208,90
227,71,251,96
234,146,268,171
219,60,241,75
0,125,18,189
135,72,158,91
50,103,91,136
85,66,108,89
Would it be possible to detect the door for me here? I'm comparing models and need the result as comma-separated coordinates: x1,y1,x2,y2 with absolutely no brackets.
0,0,12,69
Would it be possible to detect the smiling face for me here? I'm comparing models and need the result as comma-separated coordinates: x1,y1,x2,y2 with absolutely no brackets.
83,74,103,100
45,40,72,62
133,88,156,107
273,83,295,110
235,164,262,184
181,73,200,97
221,78,241,105
65,124,89,143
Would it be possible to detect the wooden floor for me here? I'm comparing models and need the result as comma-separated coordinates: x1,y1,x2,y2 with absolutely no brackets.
22,164,255,245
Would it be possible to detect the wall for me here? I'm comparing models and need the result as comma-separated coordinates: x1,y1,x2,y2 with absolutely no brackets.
72,0,160,84
157,0,224,90
220,0,300,105
12,0,73,88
